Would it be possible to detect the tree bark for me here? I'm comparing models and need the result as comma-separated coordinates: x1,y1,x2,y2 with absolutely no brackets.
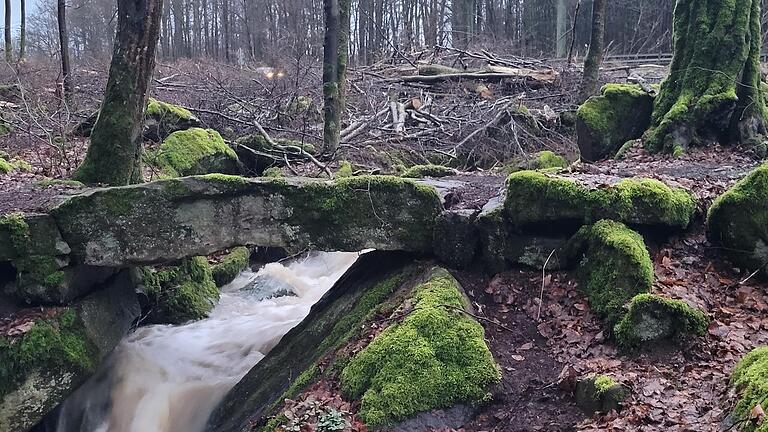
4,0,10,62
556,0,567,57
57,0,71,99
645,0,767,152
322,0,350,155
577,0,606,103
73,0,164,186
18,0,24,60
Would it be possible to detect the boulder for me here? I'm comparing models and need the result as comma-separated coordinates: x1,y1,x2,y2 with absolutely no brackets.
707,164,768,276
402,165,458,179
74,98,202,141
145,128,242,178
613,294,708,349
140,256,219,324
504,150,568,174
575,374,627,415
730,347,768,430
432,210,478,269
211,247,251,287
0,270,140,432
504,171,696,231
576,84,654,161
51,175,443,266
0,214,70,261
566,220,653,325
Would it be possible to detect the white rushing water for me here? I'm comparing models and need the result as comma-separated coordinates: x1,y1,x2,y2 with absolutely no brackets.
55,252,360,432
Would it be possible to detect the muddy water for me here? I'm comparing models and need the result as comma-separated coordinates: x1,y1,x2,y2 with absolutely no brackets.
54,252,360,432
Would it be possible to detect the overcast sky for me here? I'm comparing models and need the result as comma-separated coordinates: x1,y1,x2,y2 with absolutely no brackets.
1,0,42,35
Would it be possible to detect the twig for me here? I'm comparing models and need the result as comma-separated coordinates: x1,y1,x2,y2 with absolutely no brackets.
536,249,557,321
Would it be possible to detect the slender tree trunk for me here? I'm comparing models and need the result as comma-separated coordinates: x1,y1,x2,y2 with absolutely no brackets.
556,0,567,56
73,0,164,186
577,0,605,103
222,0,230,62
322,0,350,155
645,0,767,153
18,0,24,60
57,0,72,99
4,0,11,62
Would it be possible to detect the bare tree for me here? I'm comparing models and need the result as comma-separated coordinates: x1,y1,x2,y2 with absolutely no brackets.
73,0,164,185
18,0,25,60
578,0,605,103
4,0,11,62
57,0,71,98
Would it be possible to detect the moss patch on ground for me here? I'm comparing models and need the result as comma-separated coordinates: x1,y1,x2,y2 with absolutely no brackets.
707,164,768,275
211,247,250,287
340,269,500,427
401,164,457,179
731,347,768,432
504,171,696,230
0,309,96,398
0,154,32,175
146,128,240,178
141,256,219,324
567,220,654,325
614,293,708,349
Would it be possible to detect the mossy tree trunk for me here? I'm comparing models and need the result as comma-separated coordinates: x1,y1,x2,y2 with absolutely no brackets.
577,0,606,103
4,0,11,63
645,0,767,153
321,0,350,155
57,0,71,100
73,0,163,186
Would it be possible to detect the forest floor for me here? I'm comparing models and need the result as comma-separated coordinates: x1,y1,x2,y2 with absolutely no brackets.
2,54,766,431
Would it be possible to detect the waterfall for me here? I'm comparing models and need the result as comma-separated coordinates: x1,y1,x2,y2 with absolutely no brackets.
54,252,360,432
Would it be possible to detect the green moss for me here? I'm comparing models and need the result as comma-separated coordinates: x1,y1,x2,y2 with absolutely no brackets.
336,161,355,178
535,151,568,169
0,155,32,174
568,220,654,325
146,128,240,178
401,164,457,179
707,164,768,274
504,171,696,230
593,375,618,396
0,308,96,397
614,293,709,348
13,255,66,289
211,247,250,287
0,212,30,250
141,256,219,324
146,98,194,120
732,347,768,432
262,167,284,178
340,269,500,427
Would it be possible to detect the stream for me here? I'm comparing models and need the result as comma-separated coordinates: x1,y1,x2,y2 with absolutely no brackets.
53,252,360,432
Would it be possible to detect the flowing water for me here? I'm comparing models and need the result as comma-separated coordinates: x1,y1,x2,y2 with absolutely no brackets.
54,252,360,432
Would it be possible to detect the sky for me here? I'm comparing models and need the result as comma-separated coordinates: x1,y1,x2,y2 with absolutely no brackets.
1,0,41,35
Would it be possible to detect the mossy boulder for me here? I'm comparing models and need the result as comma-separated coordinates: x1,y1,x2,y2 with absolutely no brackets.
0,154,31,175
614,294,709,349
575,374,627,415
211,247,251,286
432,210,479,269
74,98,202,141
0,213,70,261
576,84,654,161
146,128,241,178
51,175,442,266
708,164,768,276
731,347,768,432
0,270,139,432
504,150,569,174
504,171,696,231
340,268,500,427
233,133,316,175
567,220,654,325
401,164,458,179
140,256,219,324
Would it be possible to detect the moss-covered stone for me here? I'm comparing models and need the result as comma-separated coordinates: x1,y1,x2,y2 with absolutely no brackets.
731,347,768,432
575,374,627,415
0,154,32,175
401,164,458,179
614,293,709,349
576,84,654,161
340,269,500,427
567,220,654,325
707,164,768,276
504,150,569,174
262,167,284,178
145,128,241,178
211,247,250,287
0,271,139,431
336,160,355,178
504,171,696,231
141,256,219,324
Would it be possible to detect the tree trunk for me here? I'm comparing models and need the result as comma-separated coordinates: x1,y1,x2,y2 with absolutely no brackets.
577,0,605,103
556,0,567,57
645,0,767,153
18,0,24,60
322,0,341,154
57,0,72,99
4,0,10,62
73,0,164,186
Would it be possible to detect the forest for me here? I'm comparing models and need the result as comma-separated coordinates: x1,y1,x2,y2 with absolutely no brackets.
2,0,768,432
